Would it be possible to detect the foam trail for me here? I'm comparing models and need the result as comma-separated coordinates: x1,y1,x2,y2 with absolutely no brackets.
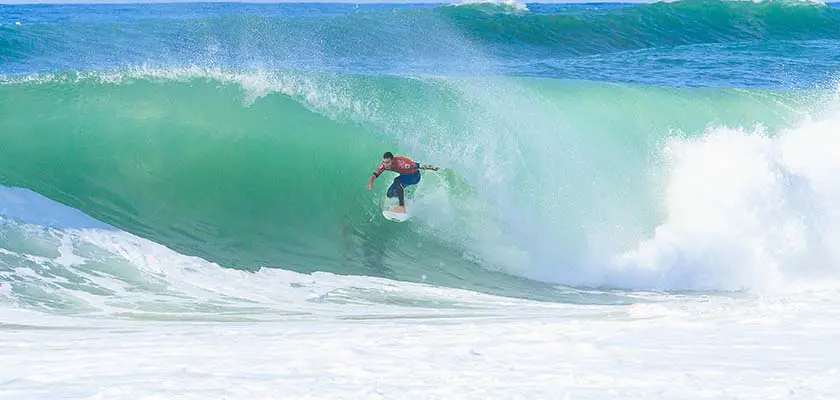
0,186,584,322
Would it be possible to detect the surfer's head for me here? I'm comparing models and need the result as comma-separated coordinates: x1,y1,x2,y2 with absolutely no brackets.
382,152,394,166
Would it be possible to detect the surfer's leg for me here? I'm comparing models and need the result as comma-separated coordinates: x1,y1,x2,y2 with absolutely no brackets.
396,173,420,206
387,177,404,206
396,182,405,207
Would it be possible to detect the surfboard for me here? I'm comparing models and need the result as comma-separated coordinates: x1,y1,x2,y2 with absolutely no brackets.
382,207,410,222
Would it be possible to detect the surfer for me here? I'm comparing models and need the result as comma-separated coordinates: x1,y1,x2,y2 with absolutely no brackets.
366,152,439,213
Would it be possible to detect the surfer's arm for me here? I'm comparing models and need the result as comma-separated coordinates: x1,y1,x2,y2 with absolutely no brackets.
419,163,439,171
367,164,384,189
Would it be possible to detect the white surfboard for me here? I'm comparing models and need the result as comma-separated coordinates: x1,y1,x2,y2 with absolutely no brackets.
382,207,410,222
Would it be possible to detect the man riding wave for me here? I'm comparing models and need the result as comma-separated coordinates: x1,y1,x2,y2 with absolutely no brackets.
366,152,439,214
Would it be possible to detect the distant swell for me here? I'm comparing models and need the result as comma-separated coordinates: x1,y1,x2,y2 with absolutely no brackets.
2,0,839,76
439,0,840,54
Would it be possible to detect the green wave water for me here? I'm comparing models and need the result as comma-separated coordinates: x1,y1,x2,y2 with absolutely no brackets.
1,68,832,295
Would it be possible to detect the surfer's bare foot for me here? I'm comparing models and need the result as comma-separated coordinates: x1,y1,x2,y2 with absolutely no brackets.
391,205,407,214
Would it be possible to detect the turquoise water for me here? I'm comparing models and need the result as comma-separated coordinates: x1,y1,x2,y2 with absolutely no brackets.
2,1,840,304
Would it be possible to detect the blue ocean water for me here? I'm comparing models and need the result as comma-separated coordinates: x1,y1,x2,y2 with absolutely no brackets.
3,1,840,88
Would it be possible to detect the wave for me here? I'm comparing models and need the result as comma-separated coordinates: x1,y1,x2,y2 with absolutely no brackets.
2,67,840,293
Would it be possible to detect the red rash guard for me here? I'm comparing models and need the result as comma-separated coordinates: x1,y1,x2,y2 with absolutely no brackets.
372,156,420,177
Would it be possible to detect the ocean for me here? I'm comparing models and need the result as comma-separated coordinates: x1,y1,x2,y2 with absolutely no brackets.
2,1,840,398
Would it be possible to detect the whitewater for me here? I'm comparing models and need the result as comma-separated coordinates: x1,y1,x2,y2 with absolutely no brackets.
3,1,840,398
